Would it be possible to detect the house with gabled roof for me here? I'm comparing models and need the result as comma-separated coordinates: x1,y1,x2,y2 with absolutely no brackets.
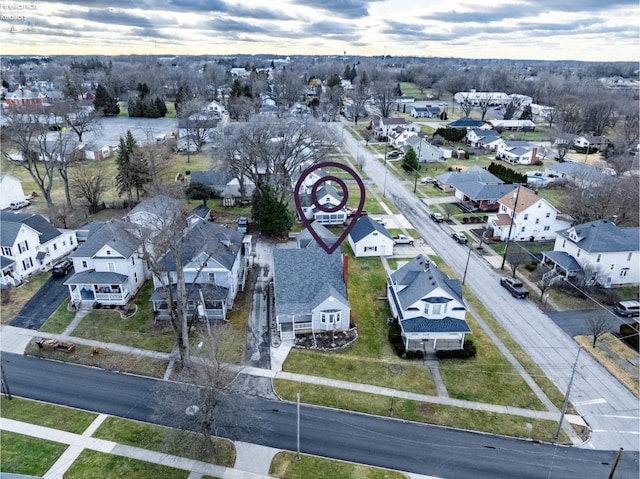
1,211,77,277
348,216,394,257
273,248,350,341
487,119,536,132
371,116,419,140
297,222,338,249
0,174,27,210
435,165,502,193
298,182,348,225
541,220,639,288
446,117,490,130
488,186,572,242
150,219,247,321
453,182,516,212
387,254,470,352
497,140,539,165
466,129,504,151
190,168,255,200
544,162,613,188
65,220,148,307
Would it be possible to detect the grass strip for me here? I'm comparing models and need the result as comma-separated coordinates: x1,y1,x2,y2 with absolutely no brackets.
64,449,189,479
92,416,235,467
270,451,408,479
0,396,97,434
0,430,68,476
274,379,568,444
39,297,75,334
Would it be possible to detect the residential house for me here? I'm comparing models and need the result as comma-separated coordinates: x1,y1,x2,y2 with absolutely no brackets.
454,91,510,106
446,117,490,130
497,140,539,165
409,105,441,118
435,165,502,193
466,129,504,151
205,100,226,116
5,87,47,107
488,186,572,242
78,143,117,161
0,211,78,284
453,182,516,212
388,127,419,149
348,216,394,257
387,254,471,352
541,220,639,288
342,104,368,122
0,174,27,210
544,162,614,188
273,248,350,340
297,222,338,249
150,220,247,321
298,182,348,225
190,168,254,200
403,136,448,162
487,120,536,132
65,220,148,307
371,116,419,140
573,134,608,152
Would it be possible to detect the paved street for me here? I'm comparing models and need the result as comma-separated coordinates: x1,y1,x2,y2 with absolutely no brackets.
335,121,640,452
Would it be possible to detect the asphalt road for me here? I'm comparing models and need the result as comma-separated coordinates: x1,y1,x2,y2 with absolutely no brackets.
335,121,640,452
9,272,70,329
2,353,638,479
546,309,635,338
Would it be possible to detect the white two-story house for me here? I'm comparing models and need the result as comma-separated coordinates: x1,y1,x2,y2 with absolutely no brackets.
1,211,77,286
488,187,571,242
542,220,640,288
65,220,149,307
387,254,470,352
298,182,348,225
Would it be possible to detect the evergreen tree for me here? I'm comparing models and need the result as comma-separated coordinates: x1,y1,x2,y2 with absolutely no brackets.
393,82,403,96
343,64,352,81
326,73,341,88
252,186,292,236
136,82,150,99
115,130,137,201
359,70,369,86
155,97,167,117
94,84,119,116
401,146,419,173
175,84,194,116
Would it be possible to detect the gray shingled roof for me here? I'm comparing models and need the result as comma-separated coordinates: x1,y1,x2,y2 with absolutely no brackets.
401,316,471,333
390,254,464,310
71,220,140,259
557,220,640,253
1,255,15,270
65,269,129,285
126,195,182,219
298,182,343,208
273,248,347,317
447,117,487,128
151,283,229,302
0,222,23,247
542,251,581,272
453,182,516,201
349,215,392,243
437,165,502,186
190,169,235,188
297,222,338,249
1,211,62,244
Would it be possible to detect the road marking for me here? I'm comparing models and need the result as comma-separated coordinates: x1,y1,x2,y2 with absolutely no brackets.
574,398,607,406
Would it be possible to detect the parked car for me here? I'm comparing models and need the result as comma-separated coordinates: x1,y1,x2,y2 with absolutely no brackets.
51,258,73,277
420,177,436,184
451,232,468,244
500,276,529,298
430,212,444,222
387,150,401,158
10,199,30,210
614,300,640,318
237,216,248,234
393,234,414,245
372,217,386,226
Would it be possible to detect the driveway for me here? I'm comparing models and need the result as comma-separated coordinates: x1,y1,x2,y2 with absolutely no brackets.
10,272,71,329
546,309,634,338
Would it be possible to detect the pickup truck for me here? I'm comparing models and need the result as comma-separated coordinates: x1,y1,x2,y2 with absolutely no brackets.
500,277,529,298
393,234,414,246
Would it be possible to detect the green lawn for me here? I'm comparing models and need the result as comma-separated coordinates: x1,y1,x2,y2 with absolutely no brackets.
65,450,189,479
0,396,97,434
274,380,567,443
270,451,407,479
0,431,67,476
71,281,175,352
93,416,235,467
39,297,75,333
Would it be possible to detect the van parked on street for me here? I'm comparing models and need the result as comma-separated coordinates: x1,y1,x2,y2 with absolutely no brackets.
614,300,640,318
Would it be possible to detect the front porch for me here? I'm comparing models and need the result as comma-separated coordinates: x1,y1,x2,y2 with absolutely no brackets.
151,283,229,322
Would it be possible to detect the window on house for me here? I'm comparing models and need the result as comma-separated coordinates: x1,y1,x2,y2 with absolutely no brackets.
208,272,216,283
82,260,88,268
535,219,540,224
500,206,506,213
596,254,601,263
562,240,566,248
18,241,29,253
523,214,528,220
545,212,551,218
63,241,66,246
537,203,541,208
106,250,111,255
70,238,74,245
364,246,378,252
627,252,633,261
321,311,341,324
53,243,57,251
620,268,629,277
520,227,526,232
108,262,115,272
610,263,615,270
131,257,135,265
134,272,138,283
576,250,580,257
544,226,550,231
1,247,12,256
22,258,33,270
431,303,444,315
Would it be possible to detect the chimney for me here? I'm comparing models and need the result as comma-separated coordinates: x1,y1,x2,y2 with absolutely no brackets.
423,259,430,272
342,254,349,298
531,147,537,164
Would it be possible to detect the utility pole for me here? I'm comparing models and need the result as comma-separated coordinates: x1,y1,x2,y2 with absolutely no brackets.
413,140,422,193
500,184,521,270
383,136,389,197
608,448,623,479
296,392,301,460
554,346,582,442
462,243,472,285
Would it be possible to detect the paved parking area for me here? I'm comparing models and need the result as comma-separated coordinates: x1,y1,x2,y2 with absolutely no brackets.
85,117,178,146
10,273,70,329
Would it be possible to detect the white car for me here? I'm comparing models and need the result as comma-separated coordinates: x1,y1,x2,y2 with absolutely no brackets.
420,177,435,184
10,199,30,210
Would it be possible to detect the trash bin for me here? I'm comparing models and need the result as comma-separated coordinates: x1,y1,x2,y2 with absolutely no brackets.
35,338,45,349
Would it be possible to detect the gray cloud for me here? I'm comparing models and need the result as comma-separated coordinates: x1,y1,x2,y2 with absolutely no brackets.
292,0,378,19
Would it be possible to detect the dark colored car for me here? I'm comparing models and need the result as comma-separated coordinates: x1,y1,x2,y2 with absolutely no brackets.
451,232,468,244
51,258,73,277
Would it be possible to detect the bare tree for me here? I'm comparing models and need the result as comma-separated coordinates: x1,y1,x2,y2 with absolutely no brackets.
71,165,108,215
271,67,303,110
586,311,610,347
178,99,221,150
55,101,102,142
0,106,57,206
477,97,492,121
220,115,335,203
153,325,257,458
530,263,561,301
442,202,457,220
346,76,370,126
458,95,475,117
582,99,616,137
370,74,396,118
505,249,530,278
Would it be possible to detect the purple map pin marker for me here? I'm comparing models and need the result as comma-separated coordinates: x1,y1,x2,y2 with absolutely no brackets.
294,161,366,254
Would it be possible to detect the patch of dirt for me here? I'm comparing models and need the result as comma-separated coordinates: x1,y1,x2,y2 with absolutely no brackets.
417,403,435,418
294,328,358,351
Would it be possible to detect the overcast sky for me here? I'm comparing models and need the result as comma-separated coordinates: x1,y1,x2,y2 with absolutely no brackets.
2,0,638,61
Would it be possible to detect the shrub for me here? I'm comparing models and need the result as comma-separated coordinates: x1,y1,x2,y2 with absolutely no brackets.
525,261,538,271
464,150,470,159
388,317,406,357
436,339,476,359
462,217,469,224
